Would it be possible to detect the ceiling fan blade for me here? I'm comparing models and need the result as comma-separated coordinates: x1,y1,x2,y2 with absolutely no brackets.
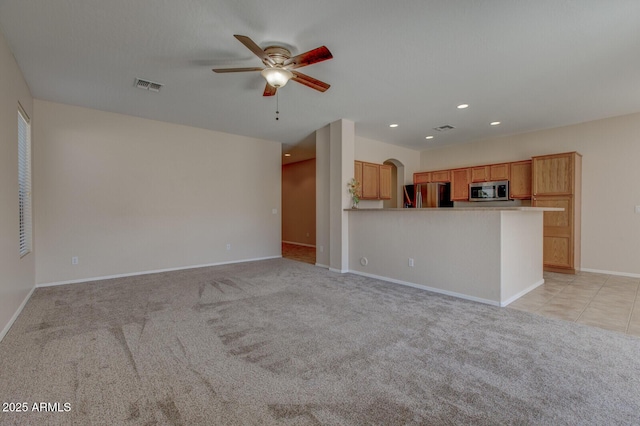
263,83,277,97
234,35,275,67
212,67,263,73
283,46,333,69
291,71,330,92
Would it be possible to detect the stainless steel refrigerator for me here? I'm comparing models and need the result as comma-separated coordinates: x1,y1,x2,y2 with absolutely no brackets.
415,183,454,208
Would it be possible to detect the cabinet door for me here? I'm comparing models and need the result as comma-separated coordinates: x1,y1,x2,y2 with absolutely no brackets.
471,166,490,182
354,161,363,198
490,163,510,181
532,153,574,196
510,160,532,199
431,170,451,182
414,172,431,184
533,195,574,269
361,162,379,199
379,165,392,200
451,168,471,201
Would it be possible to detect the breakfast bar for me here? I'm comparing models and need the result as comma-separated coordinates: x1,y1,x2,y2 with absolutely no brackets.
346,207,562,306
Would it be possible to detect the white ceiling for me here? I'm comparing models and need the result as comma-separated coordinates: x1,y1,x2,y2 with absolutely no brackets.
2,0,640,160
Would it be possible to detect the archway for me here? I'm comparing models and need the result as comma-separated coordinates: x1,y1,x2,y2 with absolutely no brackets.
383,159,404,209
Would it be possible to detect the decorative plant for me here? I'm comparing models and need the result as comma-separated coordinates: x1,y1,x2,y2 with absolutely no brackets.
347,178,360,208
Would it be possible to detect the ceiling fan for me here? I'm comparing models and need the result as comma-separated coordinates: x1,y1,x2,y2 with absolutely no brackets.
212,35,333,96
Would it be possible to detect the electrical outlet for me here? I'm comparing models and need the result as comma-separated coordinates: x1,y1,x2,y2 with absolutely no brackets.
226,243,231,251
272,208,277,214
72,256,78,265
319,246,324,253
408,258,414,267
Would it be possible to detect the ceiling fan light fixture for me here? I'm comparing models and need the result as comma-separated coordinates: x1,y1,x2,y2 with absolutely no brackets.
261,68,293,88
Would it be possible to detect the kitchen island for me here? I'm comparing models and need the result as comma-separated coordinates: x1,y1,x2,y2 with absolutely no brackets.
346,207,562,306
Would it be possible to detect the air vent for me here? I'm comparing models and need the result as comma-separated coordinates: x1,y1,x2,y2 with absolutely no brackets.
134,78,163,92
433,125,455,132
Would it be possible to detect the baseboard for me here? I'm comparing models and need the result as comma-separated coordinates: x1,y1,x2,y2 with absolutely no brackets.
282,241,316,248
500,279,545,307
315,263,330,269
0,286,36,342
329,267,349,274
347,270,501,307
580,268,640,278
37,256,282,288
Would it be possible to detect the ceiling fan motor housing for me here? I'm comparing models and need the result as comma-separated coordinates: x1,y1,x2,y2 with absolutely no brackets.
263,46,292,65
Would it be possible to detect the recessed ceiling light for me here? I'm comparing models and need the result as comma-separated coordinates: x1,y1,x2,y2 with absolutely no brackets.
490,121,501,126
284,153,291,157
389,124,399,128
457,104,469,109
425,136,434,140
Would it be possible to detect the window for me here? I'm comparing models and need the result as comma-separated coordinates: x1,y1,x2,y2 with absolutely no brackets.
18,105,32,257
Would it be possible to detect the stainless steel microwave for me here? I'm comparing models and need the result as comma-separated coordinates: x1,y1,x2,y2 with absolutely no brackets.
469,180,509,201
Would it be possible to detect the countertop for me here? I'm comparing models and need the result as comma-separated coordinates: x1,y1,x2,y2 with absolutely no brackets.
345,207,564,212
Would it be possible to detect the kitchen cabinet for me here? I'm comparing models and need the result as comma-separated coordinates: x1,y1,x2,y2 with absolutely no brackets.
430,170,451,182
361,162,380,199
471,163,510,182
354,160,391,200
379,164,392,200
471,166,490,183
532,152,582,274
354,161,363,198
490,163,510,181
414,172,431,184
510,160,532,199
451,168,471,201
533,152,576,195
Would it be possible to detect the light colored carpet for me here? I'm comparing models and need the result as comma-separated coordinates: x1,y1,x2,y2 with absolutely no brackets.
1,258,639,425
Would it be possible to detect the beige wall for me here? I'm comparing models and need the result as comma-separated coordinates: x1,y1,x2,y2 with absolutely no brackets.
33,100,282,285
355,136,421,182
282,159,316,246
355,136,421,208
0,30,35,338
420,113,640,276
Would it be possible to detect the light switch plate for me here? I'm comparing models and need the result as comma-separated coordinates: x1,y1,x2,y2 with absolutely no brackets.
635,205,640,214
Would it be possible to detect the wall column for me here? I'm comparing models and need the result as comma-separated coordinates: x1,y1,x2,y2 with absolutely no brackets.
315,119,355,272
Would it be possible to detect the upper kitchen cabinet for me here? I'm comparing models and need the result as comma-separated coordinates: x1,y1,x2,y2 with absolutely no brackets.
510,160,532,199
490,163,510,181
430,170,451,183
471,166,490,183
414,171,431,184
451,168,471,201
379,165,392,200
533,152,579,196
471,163,510,182
532,152,582,274
361,162,380,199
354,160,391,200
354,161,363,198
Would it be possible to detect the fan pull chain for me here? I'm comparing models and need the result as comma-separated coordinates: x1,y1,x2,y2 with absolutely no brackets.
275,91,280,121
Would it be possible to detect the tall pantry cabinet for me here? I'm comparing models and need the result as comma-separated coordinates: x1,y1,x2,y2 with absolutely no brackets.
532,152,582,274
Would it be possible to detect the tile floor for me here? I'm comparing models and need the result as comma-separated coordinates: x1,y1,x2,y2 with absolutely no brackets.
508,271,640,337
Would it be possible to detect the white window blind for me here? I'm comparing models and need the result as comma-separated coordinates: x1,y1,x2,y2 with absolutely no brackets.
18,106,32,257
